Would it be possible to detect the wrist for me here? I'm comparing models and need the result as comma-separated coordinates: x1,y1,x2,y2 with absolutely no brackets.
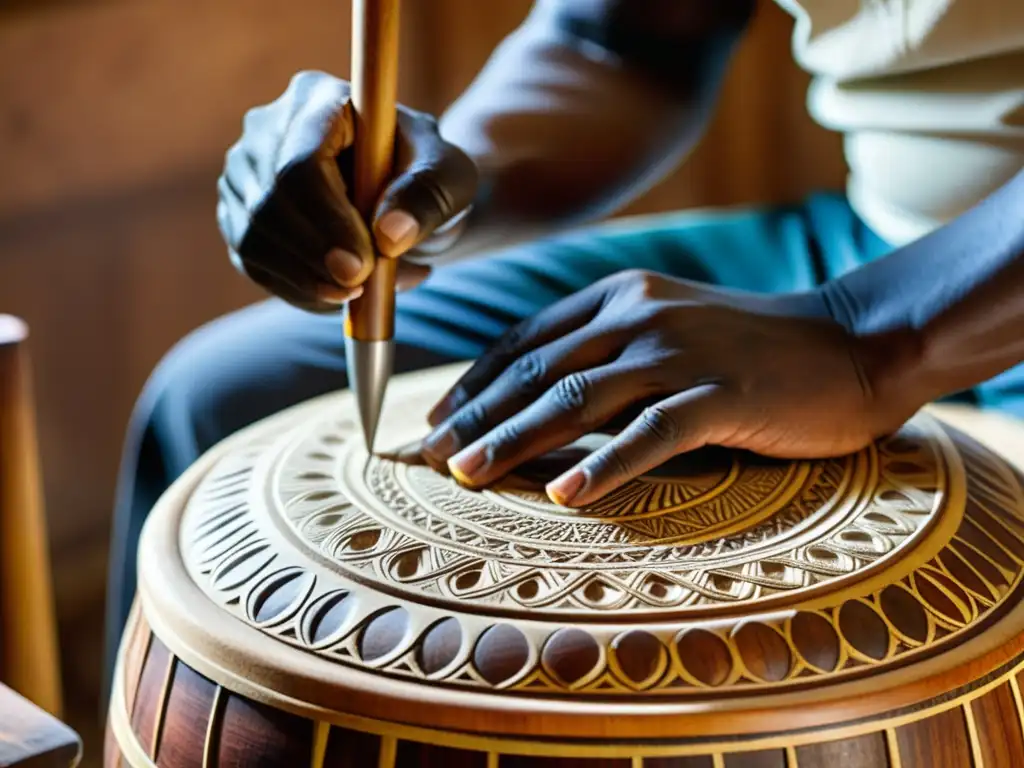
815,280,933,423
851,326,932,425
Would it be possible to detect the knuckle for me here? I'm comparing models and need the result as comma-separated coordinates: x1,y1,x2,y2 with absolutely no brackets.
628,302,670,332
408,166,457,223
215,198,237,245
224,141,248,173
510,353,547,391
241,104,271,135
398,104,438,129
450,400,489,440
551,373,590,413
618,269,664,299
488,422,524,461
639,404,682,444
287,69,329,94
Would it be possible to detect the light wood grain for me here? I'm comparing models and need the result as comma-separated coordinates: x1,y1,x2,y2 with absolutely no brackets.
346,0,401,341
0,318,63,716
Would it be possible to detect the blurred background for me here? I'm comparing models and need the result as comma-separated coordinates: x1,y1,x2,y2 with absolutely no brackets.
0,0,845,763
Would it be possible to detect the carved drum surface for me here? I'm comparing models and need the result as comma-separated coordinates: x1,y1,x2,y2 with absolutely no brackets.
107,363,1024,767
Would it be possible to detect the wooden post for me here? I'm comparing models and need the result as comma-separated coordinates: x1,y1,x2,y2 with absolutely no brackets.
0,315,63,717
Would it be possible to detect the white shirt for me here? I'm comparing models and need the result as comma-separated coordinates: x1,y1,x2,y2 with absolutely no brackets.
775,0,1024,245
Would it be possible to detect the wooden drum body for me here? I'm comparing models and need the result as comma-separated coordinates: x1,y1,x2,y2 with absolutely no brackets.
107,363,1024,767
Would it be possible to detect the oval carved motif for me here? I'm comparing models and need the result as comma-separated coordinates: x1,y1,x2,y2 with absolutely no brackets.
676,629,733,687
733,623,791,682
838,601,890,661
474,625,532,686
542,628,601,687
612,630,667,688
789,612,840,672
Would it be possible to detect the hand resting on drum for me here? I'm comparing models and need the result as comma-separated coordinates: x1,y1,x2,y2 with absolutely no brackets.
423,169,1024,508
216,71,477,312
420,270,910,507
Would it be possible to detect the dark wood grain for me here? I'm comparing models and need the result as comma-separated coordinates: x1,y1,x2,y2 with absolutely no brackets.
129,636,171,759
322,726,381,767
499,757,630,767
216,691,312,767
395,740,487,766
895,707,972,768
723,751,785,768
971,683,1024,768
154,661,217,767
795,732,888,767
0,683,80,768
644,756,714,767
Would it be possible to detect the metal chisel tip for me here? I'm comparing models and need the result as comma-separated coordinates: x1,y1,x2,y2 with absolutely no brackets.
344,336,394,454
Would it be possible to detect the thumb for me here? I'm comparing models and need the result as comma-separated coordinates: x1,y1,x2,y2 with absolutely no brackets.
372,139,478,259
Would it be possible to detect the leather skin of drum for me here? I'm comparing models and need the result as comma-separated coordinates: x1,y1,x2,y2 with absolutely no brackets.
106,362,1024,768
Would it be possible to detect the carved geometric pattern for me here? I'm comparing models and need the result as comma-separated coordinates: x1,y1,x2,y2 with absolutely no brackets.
179,408,1024,697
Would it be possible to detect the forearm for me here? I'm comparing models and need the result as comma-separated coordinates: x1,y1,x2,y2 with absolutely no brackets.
825,168,1024,406
430,0,755,261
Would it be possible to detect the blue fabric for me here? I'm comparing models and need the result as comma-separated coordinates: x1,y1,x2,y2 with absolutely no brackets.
101,191,1024,701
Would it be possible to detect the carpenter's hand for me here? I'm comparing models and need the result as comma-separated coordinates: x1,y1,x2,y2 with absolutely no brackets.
217,71,478,311
421,270,916,507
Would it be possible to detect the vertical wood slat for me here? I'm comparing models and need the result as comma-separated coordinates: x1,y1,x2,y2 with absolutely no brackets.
378,735,397,768
969,683,1024,768
962,702,984,768
0,316,63,716
129,636,173,759
150,646,177,760
203,687,226,768
123,605,153,720
895,705,973,767
310,720,331,768
886,729,903,768
1011,675,1024,753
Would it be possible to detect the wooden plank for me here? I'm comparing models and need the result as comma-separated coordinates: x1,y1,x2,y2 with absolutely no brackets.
0,683,81,768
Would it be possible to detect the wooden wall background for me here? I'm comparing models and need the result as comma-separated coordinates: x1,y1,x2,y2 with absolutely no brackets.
0,0,845,762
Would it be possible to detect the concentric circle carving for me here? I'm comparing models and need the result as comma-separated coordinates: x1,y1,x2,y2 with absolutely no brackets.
175,378,1024,701
268,415,950,617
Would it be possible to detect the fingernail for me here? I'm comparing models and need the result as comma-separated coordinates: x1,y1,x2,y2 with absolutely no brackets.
448,445,487,486
547,469,586,507
325,248,365,284
377,210,420,252
317,283,362,305
421,428,460,462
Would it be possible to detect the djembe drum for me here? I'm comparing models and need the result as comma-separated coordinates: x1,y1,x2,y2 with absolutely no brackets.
106,362,1024,767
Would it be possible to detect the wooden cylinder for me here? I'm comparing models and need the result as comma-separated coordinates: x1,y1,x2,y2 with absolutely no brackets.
344,0,400,343
107,362,1024,767
0,315,63,717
